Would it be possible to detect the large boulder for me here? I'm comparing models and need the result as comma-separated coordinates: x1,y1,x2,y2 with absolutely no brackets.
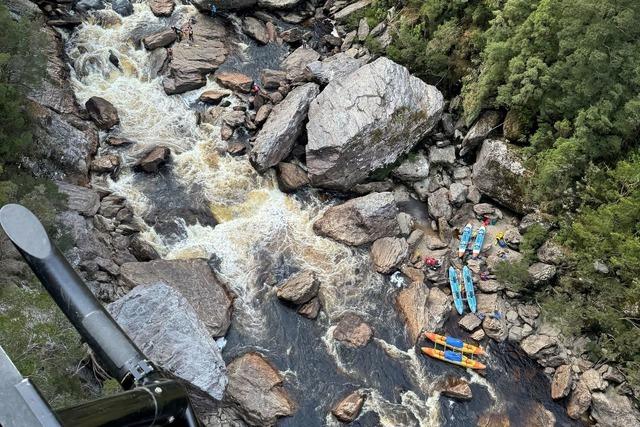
306,53,367,85
276,162,309,192
215,71,253,93
108,284,228,399
331,390,365,423
85,96,119,130
392,151,430,182
136,146,170,173
281,47,320,74
396,283,449,343
472,139,530,214
276,270,319,305
306,57,444,190
242,16,269,44
460,111,501,156
148,0,175,16
313,192,399,246
250,83,319,171
333,313,373,348
226,352,295,426
528,262,557,285
163,19,227,95
142,28,177,50
370,237,408,274
591,391,640,427
119,259,232,337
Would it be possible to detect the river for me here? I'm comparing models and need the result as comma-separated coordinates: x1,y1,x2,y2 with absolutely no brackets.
63,4,578,426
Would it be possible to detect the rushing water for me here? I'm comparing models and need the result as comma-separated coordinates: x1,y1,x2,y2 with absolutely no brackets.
64,4,578,425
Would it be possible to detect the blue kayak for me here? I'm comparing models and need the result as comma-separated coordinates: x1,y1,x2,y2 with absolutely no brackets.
462,265,477,313
449,267,464,315
472,226,486,257
458,223,473,257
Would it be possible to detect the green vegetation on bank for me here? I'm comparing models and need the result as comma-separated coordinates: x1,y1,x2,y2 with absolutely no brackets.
369,0,640,385
0,4,99,406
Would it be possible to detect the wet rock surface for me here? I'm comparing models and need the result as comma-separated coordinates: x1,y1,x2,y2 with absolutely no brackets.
333,313,373,348
225,352,295,426
331,390,365,423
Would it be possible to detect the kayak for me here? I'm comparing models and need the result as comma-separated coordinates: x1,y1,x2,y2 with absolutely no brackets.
458,223,473,257
472,226,486,257
449,267,464,315
462,266,477,313
421,347,486,370
423,332,485,355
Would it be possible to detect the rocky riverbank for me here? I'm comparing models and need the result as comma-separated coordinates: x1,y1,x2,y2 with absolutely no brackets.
3,0,638,425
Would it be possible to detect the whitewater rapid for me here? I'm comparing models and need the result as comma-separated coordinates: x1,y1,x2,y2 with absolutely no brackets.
61,4,572,426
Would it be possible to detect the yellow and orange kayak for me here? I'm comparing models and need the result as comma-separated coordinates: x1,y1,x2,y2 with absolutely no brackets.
424,332,485,356
421,347,486,370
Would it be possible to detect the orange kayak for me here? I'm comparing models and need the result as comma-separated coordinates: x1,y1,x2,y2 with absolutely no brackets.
424,332,485,355
421,347,486,370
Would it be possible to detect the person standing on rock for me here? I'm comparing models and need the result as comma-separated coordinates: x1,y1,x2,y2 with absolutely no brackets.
210,2,217,16
183,21,194,42
166,47,173,62
171,25,182,42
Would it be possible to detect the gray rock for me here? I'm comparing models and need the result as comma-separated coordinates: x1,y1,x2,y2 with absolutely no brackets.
129,235,160,261
119,259,232,337
334,0,372,21
448,183,468,206
466,185,482,204
313,192,399,246
428,145,456,167
333,313,373,348
591,391,640,427
392,151,430,182
306,57,444,190
148,0,175,16
108,284,227,399
472,139,530,214
75,0,105,12
142,28,176,50
276,162,309,192
477,279,503,293
215,72,253,93
91,155,120,173
581,368,607,392
427,188,452,220
57,182,100,216
250,83,319,172
281,46,320,73
370,237,408,274
85,96,119,130
459,313,482,332
551,364,573,400
519,211,554,234
306,53,366,85
255,104,272,124
521,334,557,358
594,260,609,274
537,240,566,265
396,284,449,343
517,304,540,326
136,146,170,173
257,0,301,9
567,380,591,419
276,270,319,305
297,297,320,319
332,390,365,423
396,212,414,236
163,19,227,95
261,69,289,90
242,16,269,44
111,0,133,16
193,0,256,11
460,110,500,156
483,317,508,342
503,226,522,249
439,377,472,401
528,262,557,285
226,352,295,426
357,18,369,41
